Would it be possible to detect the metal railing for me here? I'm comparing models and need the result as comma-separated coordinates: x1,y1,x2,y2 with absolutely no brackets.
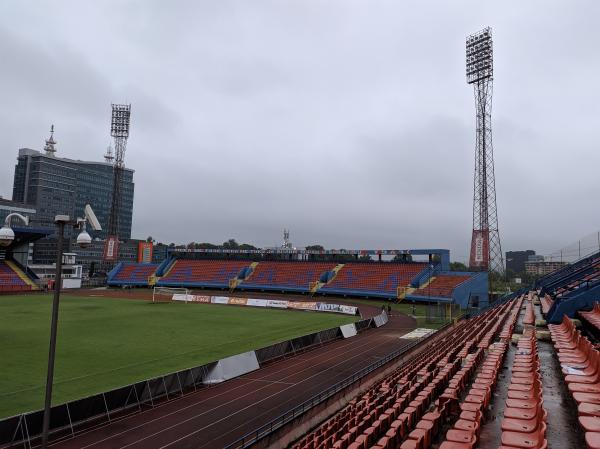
224,321,452,449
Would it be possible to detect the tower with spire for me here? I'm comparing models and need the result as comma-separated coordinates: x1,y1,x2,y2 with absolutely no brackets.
43,125,57,156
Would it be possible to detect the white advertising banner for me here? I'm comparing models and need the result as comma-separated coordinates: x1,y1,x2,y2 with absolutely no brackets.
316,302,358,315
247,298,268,307
340,323,358,338
266,299,289,309
172,294,358,316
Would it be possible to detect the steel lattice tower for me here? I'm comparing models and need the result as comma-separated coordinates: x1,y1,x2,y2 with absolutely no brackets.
466,28,504,275
104,104,131,262
107,104,130,236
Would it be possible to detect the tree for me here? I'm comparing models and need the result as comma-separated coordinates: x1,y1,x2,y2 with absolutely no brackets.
146,236,154,243
306,245,325,251
450,262,468,271
222,239,239,249
393,254,413,262
239,243,257,250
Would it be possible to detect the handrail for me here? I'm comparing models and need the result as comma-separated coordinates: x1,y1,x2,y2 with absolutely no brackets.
223,321,452,449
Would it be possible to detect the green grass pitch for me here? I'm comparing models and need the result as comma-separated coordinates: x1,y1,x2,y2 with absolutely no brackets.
0,294,356,418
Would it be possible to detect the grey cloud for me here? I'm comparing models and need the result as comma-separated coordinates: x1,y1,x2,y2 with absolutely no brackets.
1,0,599,264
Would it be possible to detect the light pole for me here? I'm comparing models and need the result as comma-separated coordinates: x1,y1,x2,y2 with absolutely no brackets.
0,205,101,448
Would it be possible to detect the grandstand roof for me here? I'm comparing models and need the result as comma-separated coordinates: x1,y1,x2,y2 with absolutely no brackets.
170,247,450,256
3,226,53,251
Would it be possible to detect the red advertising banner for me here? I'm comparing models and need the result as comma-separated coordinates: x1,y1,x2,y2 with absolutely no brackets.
137,242,153,263
469,229,489,270
103,236,119,262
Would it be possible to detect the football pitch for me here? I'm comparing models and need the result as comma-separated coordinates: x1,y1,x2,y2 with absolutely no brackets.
0,294,356,419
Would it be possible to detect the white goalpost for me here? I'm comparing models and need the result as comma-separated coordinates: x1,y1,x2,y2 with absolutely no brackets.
152,286,190,303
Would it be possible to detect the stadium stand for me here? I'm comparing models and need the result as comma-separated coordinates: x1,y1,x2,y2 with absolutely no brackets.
291,296,522,449
411,275,471,298
115,257,487,307
157,259,251,288
107,262,159,286
0,260,31,292
538,250,600,324
238,261,336,292
549,314,600,448
319,262,427,298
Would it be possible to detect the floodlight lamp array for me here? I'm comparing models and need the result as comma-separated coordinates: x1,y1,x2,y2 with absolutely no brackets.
110,104,131,138
466,28,493,84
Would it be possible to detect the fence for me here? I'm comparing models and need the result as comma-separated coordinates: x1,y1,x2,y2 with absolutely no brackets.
0,312,382,448
425,303,461,324
224,320,451,449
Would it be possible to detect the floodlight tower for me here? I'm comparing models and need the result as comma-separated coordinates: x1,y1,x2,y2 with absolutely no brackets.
466,28,504,275
104,104,131,262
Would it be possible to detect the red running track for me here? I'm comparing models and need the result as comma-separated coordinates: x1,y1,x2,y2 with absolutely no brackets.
48,311,416,449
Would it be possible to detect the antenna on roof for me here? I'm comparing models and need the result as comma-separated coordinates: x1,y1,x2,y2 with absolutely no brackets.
104,144,114,163
283,229,292,249
44,125,57,156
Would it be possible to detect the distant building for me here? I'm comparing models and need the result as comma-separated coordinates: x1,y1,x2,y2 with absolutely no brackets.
0,197,36,227
11,128,134,264
73,239,142,275
29,253,83,289
525,260,567,276
505,250,536,275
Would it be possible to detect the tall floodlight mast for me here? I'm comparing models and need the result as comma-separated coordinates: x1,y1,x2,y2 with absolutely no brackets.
104,104,131,262
466,28,504,275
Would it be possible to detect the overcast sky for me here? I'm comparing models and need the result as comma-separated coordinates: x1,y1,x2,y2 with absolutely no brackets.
1,1,598,263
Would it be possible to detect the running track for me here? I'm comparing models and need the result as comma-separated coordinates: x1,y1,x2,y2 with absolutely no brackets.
49,309,416,449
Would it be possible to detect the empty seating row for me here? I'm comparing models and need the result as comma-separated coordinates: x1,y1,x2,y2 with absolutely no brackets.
0,260,30,292
158,259,251,287
434,300,522,448
321,263,427,295
411,275,472,299
292,299,517,449
549,315,600,449
540,295,553,316
109,262,158,285
239,262,336,291
497,328,547,449
438,340,508,449
523,297,536,326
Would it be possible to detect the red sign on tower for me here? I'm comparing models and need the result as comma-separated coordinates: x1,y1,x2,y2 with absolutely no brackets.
103,236,119,262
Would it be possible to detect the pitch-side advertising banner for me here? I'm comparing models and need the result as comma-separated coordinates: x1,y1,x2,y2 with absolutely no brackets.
287,301,317,311
172,294,211,303
266,299,288,309
171,294,357,315
316,303,358,315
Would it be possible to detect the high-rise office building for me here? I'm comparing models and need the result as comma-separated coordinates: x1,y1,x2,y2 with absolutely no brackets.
11,130,134,264
505,250,536,275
